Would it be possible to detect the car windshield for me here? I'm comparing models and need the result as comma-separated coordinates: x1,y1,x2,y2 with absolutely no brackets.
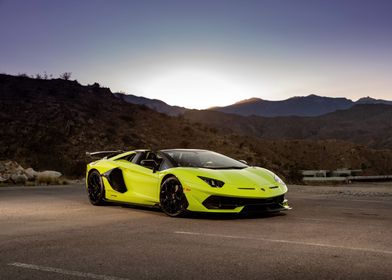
161,150,248,169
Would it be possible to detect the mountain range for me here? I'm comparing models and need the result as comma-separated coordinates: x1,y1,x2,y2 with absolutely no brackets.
211,95,392,117
183,104,392,149
114,92,186,116
1,73,392,181
117,92,392,117
113,92,392,149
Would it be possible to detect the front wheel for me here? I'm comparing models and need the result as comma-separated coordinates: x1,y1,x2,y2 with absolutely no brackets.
160,176,189,217
87,170,106,205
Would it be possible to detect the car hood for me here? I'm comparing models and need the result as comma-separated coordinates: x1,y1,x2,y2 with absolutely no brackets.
174,166,278,188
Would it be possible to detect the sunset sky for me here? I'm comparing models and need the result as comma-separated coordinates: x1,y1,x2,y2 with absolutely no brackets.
0,0,391,109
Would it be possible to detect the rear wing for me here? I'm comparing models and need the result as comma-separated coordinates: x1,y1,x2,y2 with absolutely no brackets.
85,150,124,159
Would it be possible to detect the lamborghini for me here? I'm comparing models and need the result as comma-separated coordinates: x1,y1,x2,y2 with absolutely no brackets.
85,149,291,217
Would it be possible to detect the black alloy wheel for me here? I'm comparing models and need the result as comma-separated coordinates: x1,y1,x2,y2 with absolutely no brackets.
87,170,106,205
160,176,188,217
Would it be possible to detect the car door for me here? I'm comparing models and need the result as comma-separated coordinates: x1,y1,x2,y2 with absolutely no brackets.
104,152,160,205
121,163,160,205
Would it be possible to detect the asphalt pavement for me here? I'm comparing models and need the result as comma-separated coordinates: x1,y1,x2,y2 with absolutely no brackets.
0,183,391,280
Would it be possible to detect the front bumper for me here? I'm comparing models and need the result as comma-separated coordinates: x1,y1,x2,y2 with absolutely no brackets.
202,194,290,213
183,181,291,213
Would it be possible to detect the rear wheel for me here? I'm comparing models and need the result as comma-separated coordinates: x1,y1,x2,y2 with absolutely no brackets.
87,170,106,205
160,176,188,217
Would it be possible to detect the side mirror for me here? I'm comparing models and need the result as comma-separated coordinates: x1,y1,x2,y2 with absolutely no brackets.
140,159,158,172
239,160,248,165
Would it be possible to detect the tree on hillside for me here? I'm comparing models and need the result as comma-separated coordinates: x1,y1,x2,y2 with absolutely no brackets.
60,72,72,80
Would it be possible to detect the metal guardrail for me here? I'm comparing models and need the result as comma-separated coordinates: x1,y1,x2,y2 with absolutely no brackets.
348,175,392,181
303,175,392,183
303,177,347,182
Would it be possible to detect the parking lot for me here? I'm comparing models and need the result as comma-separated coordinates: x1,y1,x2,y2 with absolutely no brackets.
0,183,391,279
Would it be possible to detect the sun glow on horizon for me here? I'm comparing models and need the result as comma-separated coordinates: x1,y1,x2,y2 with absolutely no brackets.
134,68,258,109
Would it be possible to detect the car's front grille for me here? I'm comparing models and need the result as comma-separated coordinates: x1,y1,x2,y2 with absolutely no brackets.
202,195,284,210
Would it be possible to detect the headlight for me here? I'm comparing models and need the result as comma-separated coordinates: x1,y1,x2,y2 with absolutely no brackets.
198,176,224,188
273,174,287,192
274,174,286,185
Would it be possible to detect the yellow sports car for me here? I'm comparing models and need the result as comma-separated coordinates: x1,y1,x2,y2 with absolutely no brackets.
86,149,290,217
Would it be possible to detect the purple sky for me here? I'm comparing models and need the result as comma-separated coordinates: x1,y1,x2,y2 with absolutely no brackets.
0,0,391,108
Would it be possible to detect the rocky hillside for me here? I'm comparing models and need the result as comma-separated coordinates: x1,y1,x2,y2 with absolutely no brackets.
0,74,230,176
1,74,392,181
184,104,392,149
114,92,186,116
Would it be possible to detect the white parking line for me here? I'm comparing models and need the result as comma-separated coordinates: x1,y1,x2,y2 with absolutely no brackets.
8,262,130,280
174,231,392,255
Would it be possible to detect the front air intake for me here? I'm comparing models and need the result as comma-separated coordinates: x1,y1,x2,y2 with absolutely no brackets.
202,195,285,210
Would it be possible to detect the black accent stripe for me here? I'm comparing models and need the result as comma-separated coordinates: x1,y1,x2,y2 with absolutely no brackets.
202,195,285,210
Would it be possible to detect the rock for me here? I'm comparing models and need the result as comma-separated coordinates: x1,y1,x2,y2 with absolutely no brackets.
10,173,28,184
0,162,5,172
0,160,63,185
36,170,62,184
0,175,8,182
38,170,62,178
24,167,38,180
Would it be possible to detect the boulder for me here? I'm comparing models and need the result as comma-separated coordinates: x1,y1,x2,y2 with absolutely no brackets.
38,170,62,178
10,173,28,184
0,162,5,172
36,170,62,184
0,175,8,182
0,160,63,185
24,167,38,180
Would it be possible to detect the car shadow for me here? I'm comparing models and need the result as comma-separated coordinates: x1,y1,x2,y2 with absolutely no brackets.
186,211,287,220
105,202,288,220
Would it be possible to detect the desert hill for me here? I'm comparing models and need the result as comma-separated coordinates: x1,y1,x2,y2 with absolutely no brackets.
1,74,392,181
114,92,186,116
116,91,392,118
184,104,392,149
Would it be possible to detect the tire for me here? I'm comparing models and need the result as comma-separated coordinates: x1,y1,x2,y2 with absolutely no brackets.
160,176,189,217
87,170,106,206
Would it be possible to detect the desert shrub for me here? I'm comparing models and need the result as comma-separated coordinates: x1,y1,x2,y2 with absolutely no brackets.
122,134,132,144
180,140,190,148
120,115,133,123
286,168,303,184
106,127,116,135
36,174,61,185
62,161,86,178
209,127,217,134
60,72,72,80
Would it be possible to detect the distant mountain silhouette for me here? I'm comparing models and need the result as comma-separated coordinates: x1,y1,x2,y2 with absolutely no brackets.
114,92,186,116
356,96,392,105
184,103,392,149
211,94,392,117
116,93,392,118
